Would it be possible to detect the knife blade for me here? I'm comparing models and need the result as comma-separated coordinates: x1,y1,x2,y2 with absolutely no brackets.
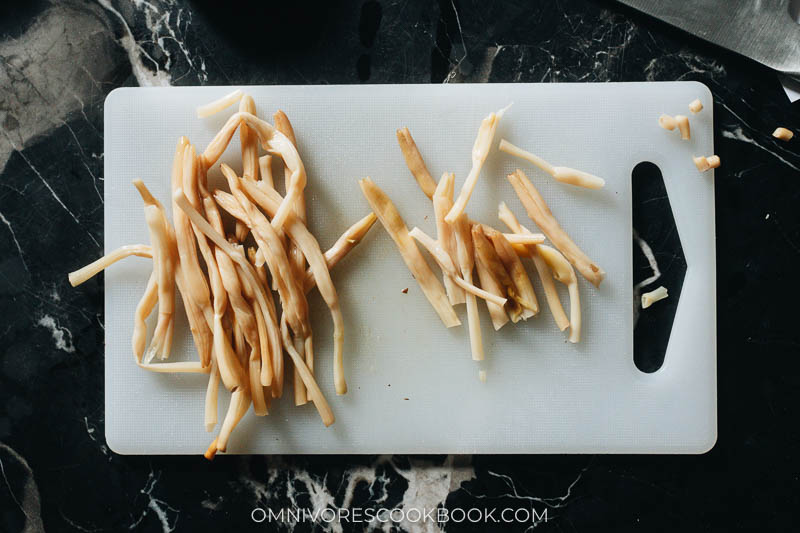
619,0,800,77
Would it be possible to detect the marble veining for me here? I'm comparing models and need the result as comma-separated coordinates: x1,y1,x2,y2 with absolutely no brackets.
35,315,76,354
0,442,44,532
231,455,476,533
721,126,800,172
121,468,180,533
1,0,799,531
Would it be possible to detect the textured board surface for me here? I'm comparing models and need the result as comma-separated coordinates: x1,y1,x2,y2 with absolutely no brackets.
104,83,716,454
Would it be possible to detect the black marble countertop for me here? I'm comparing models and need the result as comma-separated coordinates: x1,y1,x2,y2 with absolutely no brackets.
1,1,799,531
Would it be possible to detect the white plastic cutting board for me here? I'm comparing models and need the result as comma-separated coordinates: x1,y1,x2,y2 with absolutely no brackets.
104,83,716,455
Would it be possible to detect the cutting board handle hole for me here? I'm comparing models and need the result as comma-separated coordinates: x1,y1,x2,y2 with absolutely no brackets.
631,162,687,374
790,0,800,23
